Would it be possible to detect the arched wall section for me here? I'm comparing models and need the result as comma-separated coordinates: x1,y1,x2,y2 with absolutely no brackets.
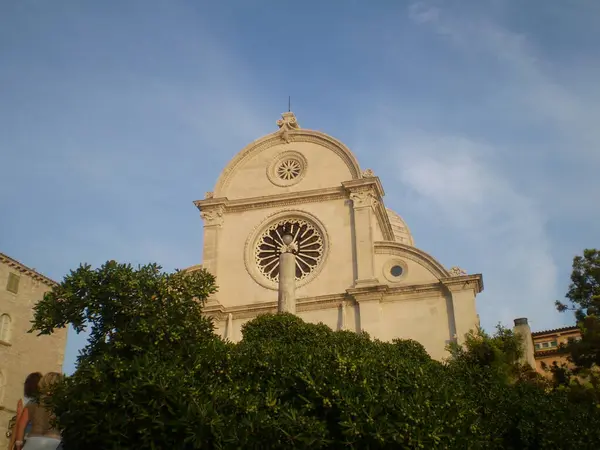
374,241,449,285
213,130,363,199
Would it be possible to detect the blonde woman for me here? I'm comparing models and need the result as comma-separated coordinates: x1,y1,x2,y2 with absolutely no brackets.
14,372,63,450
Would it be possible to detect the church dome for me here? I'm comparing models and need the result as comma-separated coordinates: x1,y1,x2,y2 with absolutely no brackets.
386,208,414,246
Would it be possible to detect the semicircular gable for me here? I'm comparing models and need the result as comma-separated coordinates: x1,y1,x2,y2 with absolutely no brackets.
213,128,362,198
374,241,450,279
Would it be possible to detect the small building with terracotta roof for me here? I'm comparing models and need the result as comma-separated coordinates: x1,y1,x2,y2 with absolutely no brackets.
532,325,581,375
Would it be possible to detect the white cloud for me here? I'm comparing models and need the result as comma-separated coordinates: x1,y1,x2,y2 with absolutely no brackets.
408,1,600,159
359,1,600,332
367,131,559,329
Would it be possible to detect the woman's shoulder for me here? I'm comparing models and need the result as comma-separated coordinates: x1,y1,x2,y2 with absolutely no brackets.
25,399,40,410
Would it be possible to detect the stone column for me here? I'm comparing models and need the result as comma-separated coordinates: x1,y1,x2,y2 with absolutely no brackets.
513,317,536,369
349,190,378,287
278,233,297,314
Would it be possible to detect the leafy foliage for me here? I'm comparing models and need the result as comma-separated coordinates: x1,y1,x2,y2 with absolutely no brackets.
556,249,600,370
31,262,600,449
447,325,540,384
31,261,224,450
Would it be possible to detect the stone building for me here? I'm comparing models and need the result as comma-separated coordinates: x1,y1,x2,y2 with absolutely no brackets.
511,319,584,376
0,253,67,445
532,325,581,375
192,112,484,360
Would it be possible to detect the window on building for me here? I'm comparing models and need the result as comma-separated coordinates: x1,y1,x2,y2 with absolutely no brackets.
6,273,20,294
542,342,550,348
535,343,541,350
0,314,11,343
550,341,558,347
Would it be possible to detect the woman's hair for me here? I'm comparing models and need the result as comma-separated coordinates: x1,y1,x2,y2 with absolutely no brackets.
38,372,63,397
24,372,43,398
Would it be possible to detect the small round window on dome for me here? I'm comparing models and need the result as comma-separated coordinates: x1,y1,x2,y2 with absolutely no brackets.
390,265,403,277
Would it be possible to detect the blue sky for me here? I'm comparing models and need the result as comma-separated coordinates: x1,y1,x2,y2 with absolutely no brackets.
1,1,599,375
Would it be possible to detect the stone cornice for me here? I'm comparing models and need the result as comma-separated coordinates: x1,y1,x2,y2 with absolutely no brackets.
348,281,453,302
341,177,385,198
0,252,57,287
373,202,396,241
374,241,450,279
194,186,348,214
440,275,484,295
204,277,483,323
203,292,352,320
346,283,389,297
213,128,362,196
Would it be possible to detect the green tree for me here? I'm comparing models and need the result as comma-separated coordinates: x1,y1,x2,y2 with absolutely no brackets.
30,261,228,450
30,262,600,449
556,249,600,370
447,325,541,384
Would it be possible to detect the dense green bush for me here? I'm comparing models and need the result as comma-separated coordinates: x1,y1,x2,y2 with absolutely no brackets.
32,262,600,449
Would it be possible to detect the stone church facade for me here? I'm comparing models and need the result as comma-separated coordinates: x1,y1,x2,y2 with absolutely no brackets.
192,112,483,360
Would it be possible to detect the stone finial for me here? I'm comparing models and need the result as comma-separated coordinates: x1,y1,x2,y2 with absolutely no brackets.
277,111,300,130
205,191,214,199
362,168,375,178
448,266,467,276
277,112,300,144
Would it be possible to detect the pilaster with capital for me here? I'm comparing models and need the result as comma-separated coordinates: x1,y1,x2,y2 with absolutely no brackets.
347,187,380,286
199,204,225,280
440,274,482,344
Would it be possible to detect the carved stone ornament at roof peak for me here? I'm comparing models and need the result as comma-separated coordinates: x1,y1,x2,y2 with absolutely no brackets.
448,266,467,277
362,168,374,178
277,111,300,144
205,191,214,199
277,111,300,130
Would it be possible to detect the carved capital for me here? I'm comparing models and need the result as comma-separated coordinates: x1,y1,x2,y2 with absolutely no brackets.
279,241,298,254
200,206,225,227
349,190,378,209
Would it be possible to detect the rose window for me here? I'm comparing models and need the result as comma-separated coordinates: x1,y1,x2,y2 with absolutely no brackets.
254,218,324,282
276,159,302,180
